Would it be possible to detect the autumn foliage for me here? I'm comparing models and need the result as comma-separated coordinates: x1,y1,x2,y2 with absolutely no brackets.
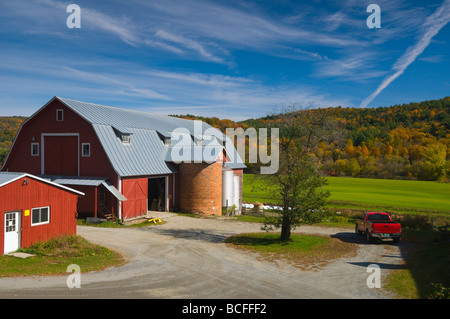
176,97,450,182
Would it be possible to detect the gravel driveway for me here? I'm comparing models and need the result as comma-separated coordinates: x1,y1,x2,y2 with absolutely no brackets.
0,212,408,299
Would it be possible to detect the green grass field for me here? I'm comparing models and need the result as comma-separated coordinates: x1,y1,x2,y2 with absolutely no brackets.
243,174,450,216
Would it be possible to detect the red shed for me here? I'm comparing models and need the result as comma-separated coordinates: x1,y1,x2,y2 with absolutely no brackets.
0,172,83,255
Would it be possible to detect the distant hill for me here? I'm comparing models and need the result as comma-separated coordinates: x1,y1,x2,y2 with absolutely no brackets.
175,97,450,181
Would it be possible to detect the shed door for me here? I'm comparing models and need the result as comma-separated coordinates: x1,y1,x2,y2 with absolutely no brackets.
44,136,78,176
4,211,21,254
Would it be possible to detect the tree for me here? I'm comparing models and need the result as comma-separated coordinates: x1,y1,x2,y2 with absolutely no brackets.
261,149,330,241
260,104,337,242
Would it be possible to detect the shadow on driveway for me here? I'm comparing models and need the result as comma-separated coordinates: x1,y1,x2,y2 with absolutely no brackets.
140,227,232,243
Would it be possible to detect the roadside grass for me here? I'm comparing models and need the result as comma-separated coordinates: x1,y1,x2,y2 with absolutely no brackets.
0,235,124,277
385,230,450,299
243,174,450,218
225,232,357,271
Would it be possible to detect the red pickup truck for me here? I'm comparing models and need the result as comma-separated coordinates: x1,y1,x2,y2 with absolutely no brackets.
355,212,402,243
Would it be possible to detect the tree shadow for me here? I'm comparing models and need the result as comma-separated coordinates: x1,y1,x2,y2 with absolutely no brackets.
331,232,401,245
142,227,231,244
331,230,448,298
346,261,408,270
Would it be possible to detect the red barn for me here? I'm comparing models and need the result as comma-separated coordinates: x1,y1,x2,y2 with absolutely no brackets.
1,97,245,221
0,172,83,255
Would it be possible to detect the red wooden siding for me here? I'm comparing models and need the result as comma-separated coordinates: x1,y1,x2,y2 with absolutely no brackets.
0,176,79,255
68,185,117,219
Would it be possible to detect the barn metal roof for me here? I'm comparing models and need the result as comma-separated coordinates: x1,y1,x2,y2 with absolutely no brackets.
54,97,246,177
41,175,127,201
0,172,85,196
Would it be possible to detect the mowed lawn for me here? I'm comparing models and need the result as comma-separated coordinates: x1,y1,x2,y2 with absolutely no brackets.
243,174,450,215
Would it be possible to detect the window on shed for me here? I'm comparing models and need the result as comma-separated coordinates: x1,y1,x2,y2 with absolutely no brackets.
82,143,91,157
31,143,39,156
31,207,50,226
56,109,64,121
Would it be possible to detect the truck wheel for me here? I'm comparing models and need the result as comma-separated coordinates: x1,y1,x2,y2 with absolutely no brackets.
393,238,400,244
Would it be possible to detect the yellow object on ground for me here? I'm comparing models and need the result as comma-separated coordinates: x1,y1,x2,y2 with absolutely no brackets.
148,218,162,224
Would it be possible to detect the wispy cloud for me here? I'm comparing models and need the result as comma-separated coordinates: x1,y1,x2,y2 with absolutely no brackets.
360,0,450,108
419,54,445,63
155,30,225,63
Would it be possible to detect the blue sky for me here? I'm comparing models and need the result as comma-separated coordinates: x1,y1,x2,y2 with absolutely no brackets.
0,0,449,121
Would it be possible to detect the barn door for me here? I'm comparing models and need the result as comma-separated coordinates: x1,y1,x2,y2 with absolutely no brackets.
122,179,148,219
44,135,79,176
4,211,21,254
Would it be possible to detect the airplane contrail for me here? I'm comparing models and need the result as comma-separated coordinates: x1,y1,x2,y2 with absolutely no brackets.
360,0,450,108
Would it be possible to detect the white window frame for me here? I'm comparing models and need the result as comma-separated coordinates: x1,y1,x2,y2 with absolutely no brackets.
31,143,39,156
56,109,64,122
82,143,91,157
31,206,50,226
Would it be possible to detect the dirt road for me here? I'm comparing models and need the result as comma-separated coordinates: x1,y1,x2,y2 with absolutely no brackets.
0,212,407,299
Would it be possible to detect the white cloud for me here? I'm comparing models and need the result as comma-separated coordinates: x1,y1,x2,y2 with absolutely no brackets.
419,55,445,63
155,30,225,63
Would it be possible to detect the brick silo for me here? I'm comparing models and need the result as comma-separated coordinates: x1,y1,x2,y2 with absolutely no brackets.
179,162,223,216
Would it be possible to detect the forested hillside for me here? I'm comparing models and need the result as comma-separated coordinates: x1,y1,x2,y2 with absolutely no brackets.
1,98,449,181
177,97,450,181
0,117,26,166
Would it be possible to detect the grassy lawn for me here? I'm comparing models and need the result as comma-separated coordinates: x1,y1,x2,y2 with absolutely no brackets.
243,174,450,217
225,232,357,271
0,235,124,277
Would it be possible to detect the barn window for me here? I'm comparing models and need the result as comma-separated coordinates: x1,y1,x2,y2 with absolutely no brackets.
56,109,64,121
82,143,91,157
31,206,50,226
121,134,131,143
31,143,39,156
164,137,171,146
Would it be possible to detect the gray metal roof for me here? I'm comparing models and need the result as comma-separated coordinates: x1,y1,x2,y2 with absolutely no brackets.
41,175,107,187
41,175,127,201
56,97,211,138
55,97,246,176
92,124,175,176
0,172,84,196
0,172,25,187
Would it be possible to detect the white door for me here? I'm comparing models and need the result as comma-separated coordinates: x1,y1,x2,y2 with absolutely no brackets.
4,211,20,254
